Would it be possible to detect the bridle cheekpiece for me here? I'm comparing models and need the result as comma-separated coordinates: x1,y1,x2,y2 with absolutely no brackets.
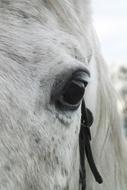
79,99,103,190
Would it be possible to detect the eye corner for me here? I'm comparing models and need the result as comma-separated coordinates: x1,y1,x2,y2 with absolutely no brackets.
84,81,88,87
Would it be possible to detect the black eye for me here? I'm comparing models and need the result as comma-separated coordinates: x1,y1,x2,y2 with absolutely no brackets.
63,80,85,105
55,70,89,111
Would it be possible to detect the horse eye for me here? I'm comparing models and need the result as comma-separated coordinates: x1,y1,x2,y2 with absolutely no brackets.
56,71,89,111
63,80,86,105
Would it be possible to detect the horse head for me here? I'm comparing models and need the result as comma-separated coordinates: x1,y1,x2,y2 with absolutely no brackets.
0,1,127,190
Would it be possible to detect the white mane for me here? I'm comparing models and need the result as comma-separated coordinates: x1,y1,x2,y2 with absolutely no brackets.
0,0,127,190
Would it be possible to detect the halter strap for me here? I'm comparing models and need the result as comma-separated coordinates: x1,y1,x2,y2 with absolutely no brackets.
79,100,103,190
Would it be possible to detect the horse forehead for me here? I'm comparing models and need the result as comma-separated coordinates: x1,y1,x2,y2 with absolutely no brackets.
0,22,89,68
0,0,90,10
0,0,92,68
0,0,91,33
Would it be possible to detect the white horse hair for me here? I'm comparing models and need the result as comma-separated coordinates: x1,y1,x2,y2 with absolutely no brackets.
0,0,127,190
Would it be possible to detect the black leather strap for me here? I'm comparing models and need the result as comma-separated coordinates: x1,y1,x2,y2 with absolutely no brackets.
79,100,103,190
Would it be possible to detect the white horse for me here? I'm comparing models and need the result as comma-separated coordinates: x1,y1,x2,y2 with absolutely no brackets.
0,0,127,190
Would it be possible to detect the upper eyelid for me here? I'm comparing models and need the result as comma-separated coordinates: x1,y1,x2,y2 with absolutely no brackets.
74,54,92,65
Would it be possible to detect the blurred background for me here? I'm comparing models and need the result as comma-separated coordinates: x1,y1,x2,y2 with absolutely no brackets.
93,0,127,65
92,0,127,135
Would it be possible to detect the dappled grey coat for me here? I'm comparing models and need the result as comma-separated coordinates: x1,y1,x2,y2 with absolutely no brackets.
0,0,127,190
